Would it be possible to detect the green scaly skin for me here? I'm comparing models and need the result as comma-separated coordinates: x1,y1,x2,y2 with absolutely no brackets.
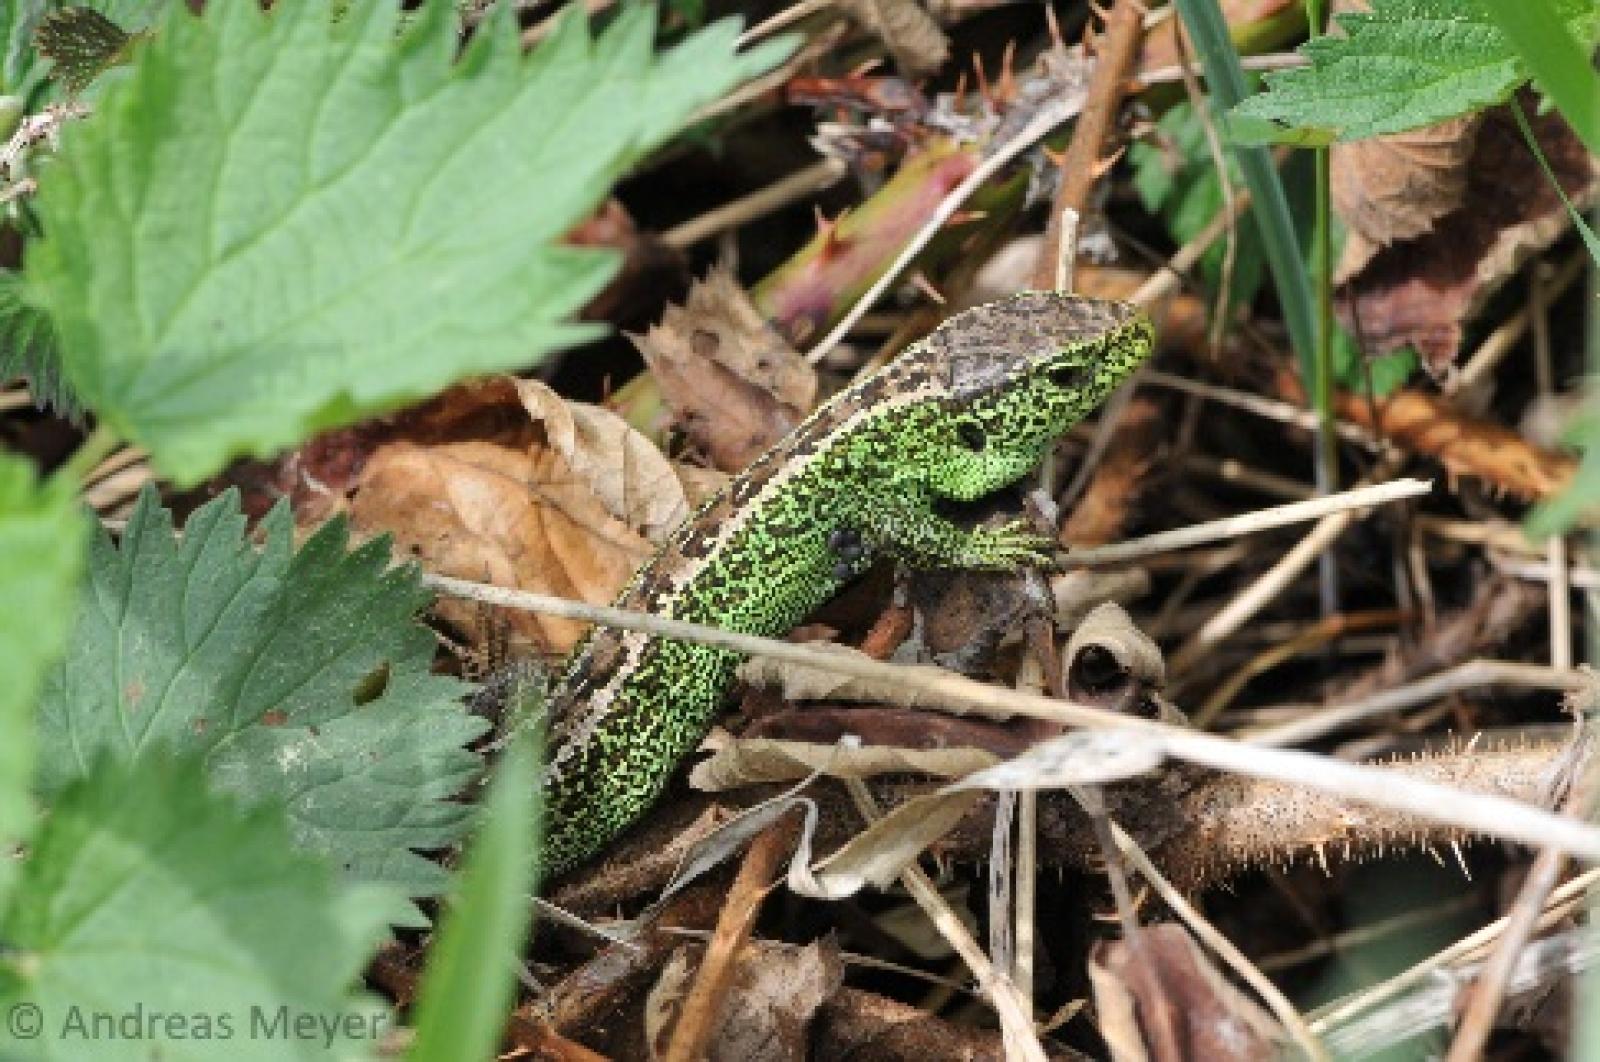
531,292,1155,875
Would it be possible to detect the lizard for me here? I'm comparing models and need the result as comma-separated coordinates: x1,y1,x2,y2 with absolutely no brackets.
526,291,1155,876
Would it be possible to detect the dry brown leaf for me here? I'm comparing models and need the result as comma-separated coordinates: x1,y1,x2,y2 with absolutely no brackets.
1335,99,1599,372
646,941,844,1062
1089,925,1283,1062
350,439,652,656
834,0,950,77
1332,114,1481,257
632,268,816,474
1334,386,1577,501
516,377,695,541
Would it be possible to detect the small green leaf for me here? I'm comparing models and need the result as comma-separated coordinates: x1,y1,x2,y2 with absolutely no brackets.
1527,405,1600,538
36,487,486,898
0,456,85,901
1333,329,1416,397
1476,0,1600,155
1131,101,1267,310
1232,0,1600,141
26,0,793,485
2,1,169,98
34,6,138,94
407,739,541,1062
0,753,395,1062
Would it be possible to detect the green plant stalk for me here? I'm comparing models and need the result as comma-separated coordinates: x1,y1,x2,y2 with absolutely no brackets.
1306,0,1339,616
1179,0,1336,610
1476,0,1599,156
1510,101,1600,265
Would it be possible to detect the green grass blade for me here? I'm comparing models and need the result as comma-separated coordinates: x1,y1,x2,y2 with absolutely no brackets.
1477,0,1600,155
1173,0,1316,375
407,738,542,1062
1510,98,1600,265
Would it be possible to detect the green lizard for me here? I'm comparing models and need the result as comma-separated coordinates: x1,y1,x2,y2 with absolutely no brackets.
532,292,1155,875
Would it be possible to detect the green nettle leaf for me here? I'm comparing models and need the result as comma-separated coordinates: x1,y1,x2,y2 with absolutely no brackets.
35,488,487,898
1232,0,1600,141
0,270,79,416
0,456,85,900
0,754,395,1062
25,0,792,485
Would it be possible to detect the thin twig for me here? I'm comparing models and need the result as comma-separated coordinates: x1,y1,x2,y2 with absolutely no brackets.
662,814,798,1062
1446,723,1600,1060
1031,0,1146,290
1310,868,1600,1034
1110,822,1327,1060
662,158,848,249
1244,659,1588,746
843,779,1048,1062
1167,462,1407,676
1067,477,1432,568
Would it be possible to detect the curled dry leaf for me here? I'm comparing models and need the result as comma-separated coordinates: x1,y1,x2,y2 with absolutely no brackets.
1089,924,1284,1062
1064,602,1171,719
631,268,817,473
833,0,950,78
1335,99,1599,372
516,377,695,540
769,731,1165,901
738,641,989,708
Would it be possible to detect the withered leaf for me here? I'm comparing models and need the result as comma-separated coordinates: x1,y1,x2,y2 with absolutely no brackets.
350,440,652,656
1332,114,1481,260
1089,924,1284,1062
632,268,817,473
834,0,950,78
1336,99,1599,372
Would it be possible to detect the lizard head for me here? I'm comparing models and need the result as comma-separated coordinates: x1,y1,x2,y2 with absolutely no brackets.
896,292,1155,502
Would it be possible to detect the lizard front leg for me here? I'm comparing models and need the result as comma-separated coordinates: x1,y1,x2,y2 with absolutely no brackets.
859,491,1058,572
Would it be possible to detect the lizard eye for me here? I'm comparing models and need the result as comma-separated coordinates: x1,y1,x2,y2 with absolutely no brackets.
1048,365,1086,389
956,421,987,451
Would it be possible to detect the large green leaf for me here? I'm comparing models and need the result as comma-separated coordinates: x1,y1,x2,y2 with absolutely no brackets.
1232,0,1600,141
0,754,394,1061
0,456,85,902
24,0,791,484
36,488,485,897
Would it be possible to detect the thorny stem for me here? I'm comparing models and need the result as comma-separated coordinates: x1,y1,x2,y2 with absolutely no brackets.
426,572,1600,862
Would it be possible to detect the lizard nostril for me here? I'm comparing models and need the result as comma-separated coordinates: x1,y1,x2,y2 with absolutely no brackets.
956,422,986,451
1049,365,1085,388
